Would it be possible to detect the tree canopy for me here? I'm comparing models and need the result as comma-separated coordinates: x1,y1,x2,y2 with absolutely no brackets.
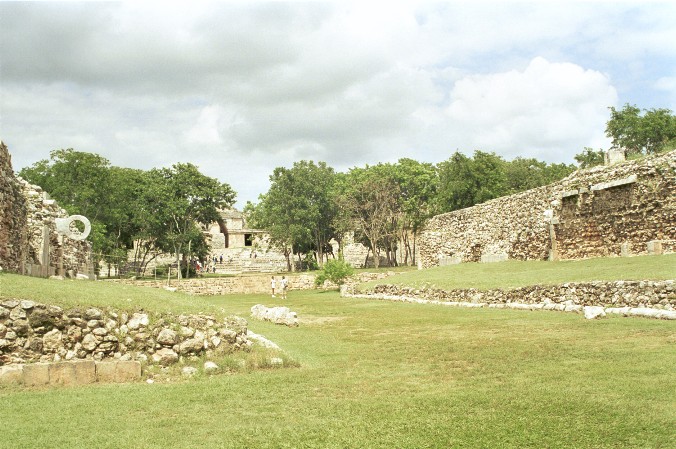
19,151,235,277
606,104,676,156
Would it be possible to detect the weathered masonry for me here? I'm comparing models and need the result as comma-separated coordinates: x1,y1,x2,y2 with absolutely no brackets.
0,141,92,277
419,150,676,267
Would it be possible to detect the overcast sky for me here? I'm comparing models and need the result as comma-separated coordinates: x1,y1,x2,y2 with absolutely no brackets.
1,1,675,208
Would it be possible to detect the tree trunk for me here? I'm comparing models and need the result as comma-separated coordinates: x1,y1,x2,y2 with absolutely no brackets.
412,230,417,266
284,248,292,272
175,244,181,280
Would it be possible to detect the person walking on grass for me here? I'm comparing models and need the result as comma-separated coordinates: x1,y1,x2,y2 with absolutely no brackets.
280,276,288,299
271,276,276,298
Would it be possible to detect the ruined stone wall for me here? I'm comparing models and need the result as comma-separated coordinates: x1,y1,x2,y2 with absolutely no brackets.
352,280,675,309
19,178,92,276
420,150,676,267
344,280,676,320
0,141,28,272
0,141,91,276
554,154,675,259
114,271,397,296
0,299,250,369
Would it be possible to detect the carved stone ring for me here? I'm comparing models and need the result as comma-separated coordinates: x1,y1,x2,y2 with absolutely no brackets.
55,215,91,241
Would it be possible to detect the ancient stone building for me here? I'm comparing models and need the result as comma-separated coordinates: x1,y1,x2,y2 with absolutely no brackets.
203,209,286,273
203,210,390,272
0,141,92,277
420,150,676,267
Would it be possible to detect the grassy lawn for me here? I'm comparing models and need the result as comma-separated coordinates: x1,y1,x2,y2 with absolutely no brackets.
1,264,675,448
362,253,676,291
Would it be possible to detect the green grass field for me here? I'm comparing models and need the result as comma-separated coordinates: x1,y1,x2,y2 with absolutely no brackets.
1,255,675,448
362,253,676,290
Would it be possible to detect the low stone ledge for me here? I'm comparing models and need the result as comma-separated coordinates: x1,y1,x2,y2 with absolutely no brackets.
0,300,250,367
343,280,676,321
0,360,142,386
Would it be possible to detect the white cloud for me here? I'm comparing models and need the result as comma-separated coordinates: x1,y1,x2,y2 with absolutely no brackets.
445,57,618,160
1,1,672,208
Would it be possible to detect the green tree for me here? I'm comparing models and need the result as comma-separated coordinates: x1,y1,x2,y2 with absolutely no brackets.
392,158,437,266
149,163,235,279
606,104,676,156
339,164,401,269
245,161,337,271
505,157,575,193
574,147,605,169
19,149,114,255
436,150,507,213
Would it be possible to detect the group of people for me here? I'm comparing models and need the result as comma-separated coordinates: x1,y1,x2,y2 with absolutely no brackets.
193,259,216,275
271,275,288,299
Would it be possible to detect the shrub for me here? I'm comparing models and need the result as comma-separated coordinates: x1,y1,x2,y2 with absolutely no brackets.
315,259,354,287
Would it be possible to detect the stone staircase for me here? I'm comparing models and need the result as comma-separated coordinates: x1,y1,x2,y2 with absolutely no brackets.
207,248,287,274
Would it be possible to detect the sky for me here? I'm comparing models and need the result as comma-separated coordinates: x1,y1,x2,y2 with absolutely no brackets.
1,1,675,209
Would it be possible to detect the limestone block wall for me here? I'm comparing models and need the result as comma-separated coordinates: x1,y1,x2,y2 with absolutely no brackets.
0,299,250,369
420,185,557,267
420,150,676,267
0,360,142,386
0,141,28,272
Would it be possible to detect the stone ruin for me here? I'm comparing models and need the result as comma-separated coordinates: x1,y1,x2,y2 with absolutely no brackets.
420,150,676,267
0,298,252,386
0,141,92,278
345,279,676,320
250,304,299,327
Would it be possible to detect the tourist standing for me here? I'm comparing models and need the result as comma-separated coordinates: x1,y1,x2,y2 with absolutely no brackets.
271,276,276,298
281,276,288,299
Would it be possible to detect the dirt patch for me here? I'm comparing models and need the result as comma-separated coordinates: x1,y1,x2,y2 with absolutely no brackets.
299,316,347,326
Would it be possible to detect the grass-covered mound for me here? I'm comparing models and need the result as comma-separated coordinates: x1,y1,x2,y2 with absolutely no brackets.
360,253,676,291
0,257,674,448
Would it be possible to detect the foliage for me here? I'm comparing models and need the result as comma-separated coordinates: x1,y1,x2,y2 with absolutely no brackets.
574,147,605,168
391,158,438,265
18,149,114,254
338,164,401,268
435,150,575,214
504,157,575,192
19,151,235,278
148,163,235,278
436,150,507,212
314,258,354,287
245,160,337,270
606,103,676,155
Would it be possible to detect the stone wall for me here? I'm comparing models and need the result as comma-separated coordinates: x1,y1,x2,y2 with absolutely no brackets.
0,141,92,277
0,299,251,377
114,271,397,296
19,178,92,277
0,141,28,272
344,280,676,320
0,360,142,386
115,274,318,295
420,150,676,267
